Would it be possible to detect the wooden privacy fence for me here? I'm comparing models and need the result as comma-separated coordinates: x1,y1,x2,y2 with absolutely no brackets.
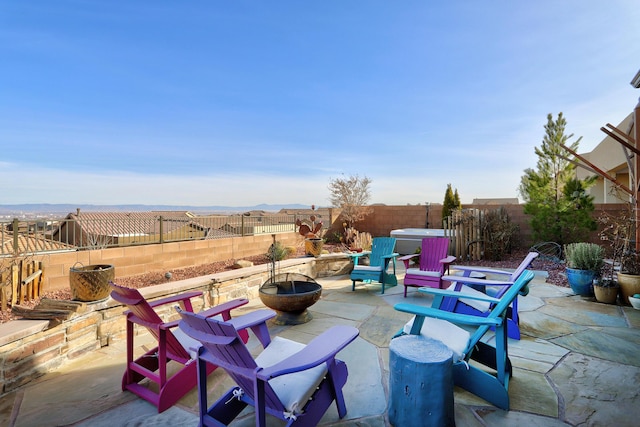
444,209,483,261
1,259,44,310
444,207,520,262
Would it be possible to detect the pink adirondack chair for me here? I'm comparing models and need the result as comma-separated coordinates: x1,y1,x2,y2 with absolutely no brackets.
177,307,359,427
439,251,540,340
109,282,249,412
399,237,456,297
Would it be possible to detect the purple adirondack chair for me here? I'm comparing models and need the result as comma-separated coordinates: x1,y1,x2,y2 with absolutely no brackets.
177,307,359,427
399,237,456,297
439,252,540,340
109,282,249,412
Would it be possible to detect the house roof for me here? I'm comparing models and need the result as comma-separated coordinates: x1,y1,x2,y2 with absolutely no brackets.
1,231,74,255
471,198,520,205
580,112,635,173
64,211,201,236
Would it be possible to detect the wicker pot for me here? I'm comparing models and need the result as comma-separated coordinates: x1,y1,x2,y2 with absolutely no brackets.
616,272,640,306
69,264,115,302
304,238,324,258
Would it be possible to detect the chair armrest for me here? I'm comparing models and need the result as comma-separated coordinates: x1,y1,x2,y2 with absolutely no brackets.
257,325,359,380
394,303,502,327
442,275,515,288
148,291,203,309
398,254,417,262
227,309,276,347
382,253,399,259
160,298,250,330
347,252,368,266
440,255,457,265
347,252,368,260
198,298,249,320
399,253,416,268
452,265,512,278
226,309,275,329
418,287,501,304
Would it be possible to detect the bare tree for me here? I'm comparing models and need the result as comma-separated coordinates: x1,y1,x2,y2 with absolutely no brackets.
328,174,373,228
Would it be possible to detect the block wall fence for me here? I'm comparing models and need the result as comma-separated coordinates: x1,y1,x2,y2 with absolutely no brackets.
30,203,627,294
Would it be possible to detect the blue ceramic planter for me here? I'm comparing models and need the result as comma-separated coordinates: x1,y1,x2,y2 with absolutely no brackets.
566,268,595,296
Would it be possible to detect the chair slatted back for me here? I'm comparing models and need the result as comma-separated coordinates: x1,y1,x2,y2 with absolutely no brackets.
110,283,190,362
418,237,450,273
465,270,535,354
369,237,396,268
492,252,539,299
178,310,286,413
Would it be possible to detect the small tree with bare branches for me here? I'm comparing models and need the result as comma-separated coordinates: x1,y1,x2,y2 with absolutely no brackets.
328,174,374,250
328,174,373,230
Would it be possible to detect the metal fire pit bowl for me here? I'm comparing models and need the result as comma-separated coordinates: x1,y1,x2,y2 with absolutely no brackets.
259,273,322,325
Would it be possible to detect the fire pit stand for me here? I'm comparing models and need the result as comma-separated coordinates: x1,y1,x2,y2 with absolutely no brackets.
258,236,322,325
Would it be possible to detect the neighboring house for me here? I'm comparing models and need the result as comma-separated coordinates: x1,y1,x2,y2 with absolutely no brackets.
219,214,296,235
575,112,635,204
51,210,209,247
472,198,520,205
1,230,74,255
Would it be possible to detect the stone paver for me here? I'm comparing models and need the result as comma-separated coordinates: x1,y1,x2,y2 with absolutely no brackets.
2,270,640,426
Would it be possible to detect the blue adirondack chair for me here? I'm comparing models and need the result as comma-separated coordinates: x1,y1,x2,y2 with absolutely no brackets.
399,237,456,297
439,252,539,340
177,308,359,427
350,237,399,294
393,269,535,410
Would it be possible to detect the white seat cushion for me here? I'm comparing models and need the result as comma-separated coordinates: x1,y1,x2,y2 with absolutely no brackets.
406,268,440,278
353,265,382,272
403,316,471,362
255,336,328,415
446,283,492,312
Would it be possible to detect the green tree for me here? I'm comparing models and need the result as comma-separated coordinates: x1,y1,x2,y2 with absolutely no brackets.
442,184,461,221
519,113,596,245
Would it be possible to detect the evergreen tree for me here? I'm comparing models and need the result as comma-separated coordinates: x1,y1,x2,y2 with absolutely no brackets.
442,184,460,221
519,113,596,245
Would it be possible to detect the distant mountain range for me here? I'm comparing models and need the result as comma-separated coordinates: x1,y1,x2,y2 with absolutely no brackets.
0,203,312,217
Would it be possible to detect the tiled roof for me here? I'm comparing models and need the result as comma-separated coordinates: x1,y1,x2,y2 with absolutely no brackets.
66,212,199,236
1,232,74,255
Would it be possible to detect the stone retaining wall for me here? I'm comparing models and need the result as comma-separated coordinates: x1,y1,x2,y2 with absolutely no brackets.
0,254,352,396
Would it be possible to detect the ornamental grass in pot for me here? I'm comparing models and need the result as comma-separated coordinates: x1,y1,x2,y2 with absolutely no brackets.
564,242,604,297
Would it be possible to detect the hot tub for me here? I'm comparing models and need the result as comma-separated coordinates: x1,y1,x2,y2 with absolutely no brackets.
390,228,447,255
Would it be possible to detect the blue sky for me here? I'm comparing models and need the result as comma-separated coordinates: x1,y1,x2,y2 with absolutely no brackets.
1,1,639,208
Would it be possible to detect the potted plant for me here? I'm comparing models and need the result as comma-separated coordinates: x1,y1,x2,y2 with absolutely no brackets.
598,210,640,305
564,242,604,296
617,250,640,305
295,206,325,258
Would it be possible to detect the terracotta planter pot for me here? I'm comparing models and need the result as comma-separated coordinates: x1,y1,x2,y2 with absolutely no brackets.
616,272,640,306
593,284,619,304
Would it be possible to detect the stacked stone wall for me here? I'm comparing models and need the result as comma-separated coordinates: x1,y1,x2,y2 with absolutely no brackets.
0,254,351,395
